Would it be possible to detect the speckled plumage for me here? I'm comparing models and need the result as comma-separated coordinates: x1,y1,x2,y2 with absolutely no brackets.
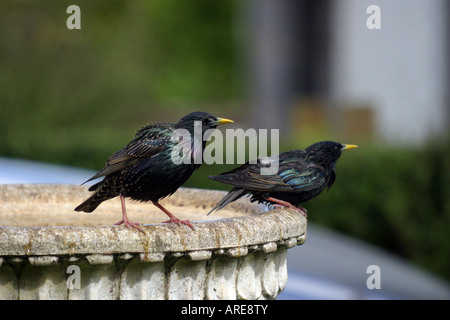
207,141,358,216
75,111,233,232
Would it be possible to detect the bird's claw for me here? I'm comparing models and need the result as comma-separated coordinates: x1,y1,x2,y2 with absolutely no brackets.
272,204,307,217
297,207,308,217
115,219,146,234
162,217,195,230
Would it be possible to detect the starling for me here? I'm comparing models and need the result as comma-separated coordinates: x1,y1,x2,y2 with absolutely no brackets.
75,111,233,232
207,141,358,216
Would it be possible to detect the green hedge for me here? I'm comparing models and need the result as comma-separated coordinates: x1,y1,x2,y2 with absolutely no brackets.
307,141,450,280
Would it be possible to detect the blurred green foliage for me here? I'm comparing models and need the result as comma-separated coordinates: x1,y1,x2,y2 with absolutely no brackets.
0,0,240,168
0,1,449,282
305,140,450,279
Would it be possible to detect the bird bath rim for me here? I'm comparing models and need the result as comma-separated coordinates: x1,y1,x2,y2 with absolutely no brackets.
0,184,307,300
0,184,307,257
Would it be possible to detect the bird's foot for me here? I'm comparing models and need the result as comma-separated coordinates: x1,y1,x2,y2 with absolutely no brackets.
115,219,146,234
162,217,195,230
153,201,195,230
117,195,146,233
296,206,308,217
270,202,307,217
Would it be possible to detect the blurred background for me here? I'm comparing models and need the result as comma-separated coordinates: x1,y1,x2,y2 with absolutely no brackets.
0,0,449,298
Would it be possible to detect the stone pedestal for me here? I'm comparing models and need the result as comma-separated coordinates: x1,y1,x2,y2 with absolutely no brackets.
0,184,306,300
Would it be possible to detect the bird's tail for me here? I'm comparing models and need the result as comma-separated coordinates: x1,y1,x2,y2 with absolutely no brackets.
74,181,115,213
207,188,247,216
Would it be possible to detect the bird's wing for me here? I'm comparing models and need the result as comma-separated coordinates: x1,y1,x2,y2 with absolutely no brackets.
82,124,174,183
277,164,326,192
210,160,326,193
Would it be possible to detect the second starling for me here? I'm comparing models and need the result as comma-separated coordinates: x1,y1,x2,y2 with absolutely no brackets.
207,141,358,216
75,111,233,232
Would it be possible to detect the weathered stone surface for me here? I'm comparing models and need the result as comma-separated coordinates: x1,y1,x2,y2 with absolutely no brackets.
0,184,307,300
120,257,165,300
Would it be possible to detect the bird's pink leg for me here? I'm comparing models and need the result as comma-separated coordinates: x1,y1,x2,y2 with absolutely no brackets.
114,195,145,233
264,196,308,217
153,201,195,230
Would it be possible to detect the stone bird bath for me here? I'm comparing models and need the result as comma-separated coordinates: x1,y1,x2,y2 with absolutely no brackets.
0,184,306,300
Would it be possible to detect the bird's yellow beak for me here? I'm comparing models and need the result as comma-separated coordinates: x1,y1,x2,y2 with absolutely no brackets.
215,117,234,125
342,144,359,151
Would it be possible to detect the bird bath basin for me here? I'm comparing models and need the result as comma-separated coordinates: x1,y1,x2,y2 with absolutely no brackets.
0,184,306,300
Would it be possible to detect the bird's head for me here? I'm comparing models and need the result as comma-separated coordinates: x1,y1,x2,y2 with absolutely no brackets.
176,111,234,133
305,141,358,166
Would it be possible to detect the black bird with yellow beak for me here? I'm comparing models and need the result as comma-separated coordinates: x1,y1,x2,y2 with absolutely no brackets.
208,141,358,216
75,111,233,232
